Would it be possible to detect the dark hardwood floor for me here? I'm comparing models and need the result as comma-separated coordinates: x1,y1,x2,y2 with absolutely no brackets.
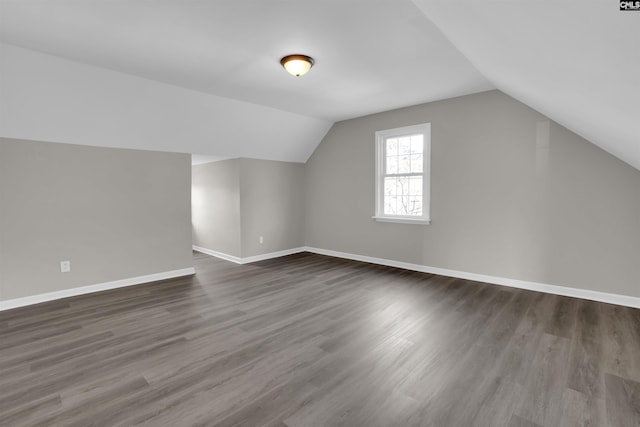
1,251,639,426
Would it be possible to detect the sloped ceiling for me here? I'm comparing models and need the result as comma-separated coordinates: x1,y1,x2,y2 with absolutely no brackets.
0,0,492,163
0,43,333,163
412,0,640,171
1,0,637,169
0,0,492,121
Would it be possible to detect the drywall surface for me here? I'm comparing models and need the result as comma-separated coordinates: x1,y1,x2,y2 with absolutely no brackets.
0,138,193,300
192,159,242,258
0,43,332,162
305,90,640,297
191,158,305,259
239,158,305,257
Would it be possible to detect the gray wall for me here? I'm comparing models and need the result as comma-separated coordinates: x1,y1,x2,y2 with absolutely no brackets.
191,158,305,259
7,90,636,304
192,159,241,257
239,158,305,257
305,90,640,298
0,138,193,300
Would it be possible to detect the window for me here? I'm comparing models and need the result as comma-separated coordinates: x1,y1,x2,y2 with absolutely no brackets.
374,123,431,224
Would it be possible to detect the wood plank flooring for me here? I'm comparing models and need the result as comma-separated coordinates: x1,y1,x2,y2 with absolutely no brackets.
1,251,639,426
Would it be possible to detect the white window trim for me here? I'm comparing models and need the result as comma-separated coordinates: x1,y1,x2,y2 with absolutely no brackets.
374,123,431,225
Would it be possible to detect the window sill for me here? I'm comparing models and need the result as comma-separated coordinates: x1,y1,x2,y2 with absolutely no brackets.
372,216,431,225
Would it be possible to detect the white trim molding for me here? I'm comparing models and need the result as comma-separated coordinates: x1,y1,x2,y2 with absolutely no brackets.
242,248,307,263
6,246,635,311
196,244,640,308
192,245,306,265
375,122,431,224
192,245,243,264
0,267,195,311
372,216,431,225
303,247,640,309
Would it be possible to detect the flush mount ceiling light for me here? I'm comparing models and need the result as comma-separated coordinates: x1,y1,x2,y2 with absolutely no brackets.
280,54,314,77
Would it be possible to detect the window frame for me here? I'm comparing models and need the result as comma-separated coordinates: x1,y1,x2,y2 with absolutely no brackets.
373,123,431,225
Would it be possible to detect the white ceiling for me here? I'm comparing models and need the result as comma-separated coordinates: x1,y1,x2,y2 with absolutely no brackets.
0,42,333,163
0,0,492,122
412,0,640,171
192,154,229,166
0,0,637,170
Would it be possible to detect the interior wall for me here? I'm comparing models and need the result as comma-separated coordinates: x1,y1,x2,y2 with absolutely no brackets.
0,138,193,301
191,158,306,259
305,90,640,298
239,158,305,257
192,159,242,258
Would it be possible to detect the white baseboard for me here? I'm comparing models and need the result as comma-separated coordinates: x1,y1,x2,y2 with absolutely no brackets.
242,247,307,263
192,245,306,264
5,247,635,311
0,267,196,311
192,245,243,264
303,246,640,309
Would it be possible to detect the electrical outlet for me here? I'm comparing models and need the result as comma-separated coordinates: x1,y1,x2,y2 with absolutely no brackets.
259,236,264,244
60,260,71,273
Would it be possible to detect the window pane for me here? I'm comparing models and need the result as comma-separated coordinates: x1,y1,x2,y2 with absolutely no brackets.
398,155,410,173
403,197,412,216
384,195,398,215
410,154,423,173
396,176,408,196
384,177,396,196
410,135,423,154
399,137,411,155
386,138,398,156
386,156,398,174
408,196,422,215
377,124,429,220
383,178,423,217
409,176,422,196
393,195,404,216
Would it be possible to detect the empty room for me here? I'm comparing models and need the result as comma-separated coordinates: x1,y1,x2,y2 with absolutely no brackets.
1,1,639,426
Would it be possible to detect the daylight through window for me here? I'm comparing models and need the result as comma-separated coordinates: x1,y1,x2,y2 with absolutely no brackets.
374,123,430,224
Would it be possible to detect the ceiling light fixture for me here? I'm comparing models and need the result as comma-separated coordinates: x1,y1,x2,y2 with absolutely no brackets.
280,54,314,77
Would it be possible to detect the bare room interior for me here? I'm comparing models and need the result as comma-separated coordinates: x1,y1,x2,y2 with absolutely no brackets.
1,1,639,426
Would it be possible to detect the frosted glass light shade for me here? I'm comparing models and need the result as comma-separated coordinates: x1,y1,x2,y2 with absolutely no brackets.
280,54,314,77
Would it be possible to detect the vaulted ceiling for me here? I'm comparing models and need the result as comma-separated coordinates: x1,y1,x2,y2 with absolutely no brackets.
412,0,640,171
0,0,637,169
